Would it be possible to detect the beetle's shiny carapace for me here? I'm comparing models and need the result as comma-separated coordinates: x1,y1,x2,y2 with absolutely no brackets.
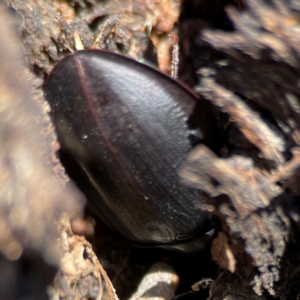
44,50,220,251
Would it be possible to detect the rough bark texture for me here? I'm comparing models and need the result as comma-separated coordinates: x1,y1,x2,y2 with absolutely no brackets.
179,0,300,298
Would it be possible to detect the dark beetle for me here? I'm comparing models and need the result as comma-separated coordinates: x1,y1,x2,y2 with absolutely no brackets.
44,50,220,252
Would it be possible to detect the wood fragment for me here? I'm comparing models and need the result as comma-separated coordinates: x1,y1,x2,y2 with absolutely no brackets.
49,215,118,300
196,79,285,166
128,263,179,300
